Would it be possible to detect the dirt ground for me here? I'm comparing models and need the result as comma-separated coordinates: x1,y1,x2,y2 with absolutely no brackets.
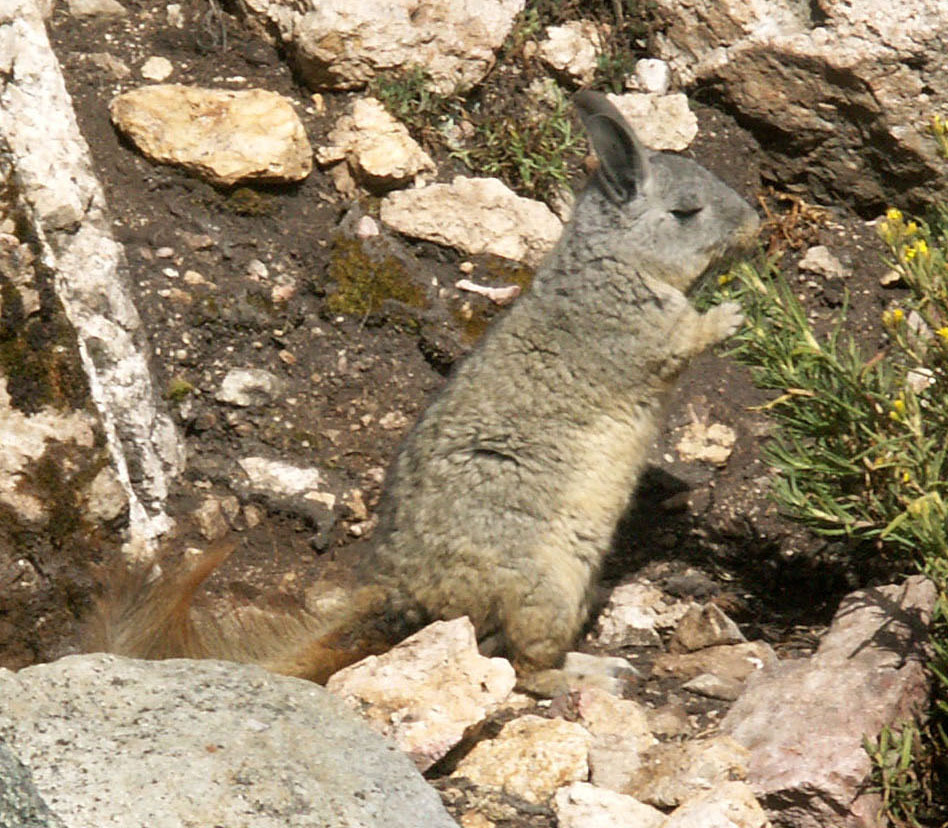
1,0,931,823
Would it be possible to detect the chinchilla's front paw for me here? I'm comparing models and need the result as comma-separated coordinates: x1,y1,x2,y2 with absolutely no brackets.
706,301,745,341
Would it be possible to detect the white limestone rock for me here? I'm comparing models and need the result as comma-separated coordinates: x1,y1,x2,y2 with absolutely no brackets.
380,176,562,267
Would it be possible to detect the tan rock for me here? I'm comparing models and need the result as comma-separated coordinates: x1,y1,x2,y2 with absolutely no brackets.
451,715,592,804
652,641,777,683
82,465,128,523
625,735,750,809
194,495,230,541
663,781,770,828
634,59,671,94
317,97,434,190
109,85,312,186
87,52,131,78
675,421,737,466
681,671,745,701
798,244,848,279
538,20,604,86
327,617,516,771
380,176,561,267
670,603,746,652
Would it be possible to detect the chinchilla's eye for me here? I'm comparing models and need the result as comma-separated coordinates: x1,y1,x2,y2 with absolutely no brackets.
671,206,703,220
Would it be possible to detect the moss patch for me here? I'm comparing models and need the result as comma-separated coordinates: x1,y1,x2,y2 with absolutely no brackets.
326,237,428,317
0,266,89,415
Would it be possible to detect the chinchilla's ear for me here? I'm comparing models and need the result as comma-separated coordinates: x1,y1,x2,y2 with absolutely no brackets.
575,90,652,204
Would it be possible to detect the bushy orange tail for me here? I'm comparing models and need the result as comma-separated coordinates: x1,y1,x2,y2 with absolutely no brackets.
85,543,399,683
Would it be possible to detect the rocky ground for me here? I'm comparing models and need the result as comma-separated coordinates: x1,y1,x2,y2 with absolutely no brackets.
0,0,941,825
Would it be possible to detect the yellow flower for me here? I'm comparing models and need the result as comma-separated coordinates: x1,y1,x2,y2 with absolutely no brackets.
717,272,733,286
905,221,918,236
892,397,906,415
902,471,911,484
886,207,903,223
905,239,929,260
936,326,948,340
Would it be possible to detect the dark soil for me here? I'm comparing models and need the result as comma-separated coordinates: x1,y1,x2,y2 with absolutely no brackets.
0,1,929,824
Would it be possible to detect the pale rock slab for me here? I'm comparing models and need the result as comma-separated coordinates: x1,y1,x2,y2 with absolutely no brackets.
663,781,771,828
538,20,604,86
326,617,516,771
681,671,745,701
649,0,948,208
625,735,751,809
576,687,657,793
0,0,184,544
237,0,524,95
561,651,639,695
216,367,285,406
0,654,457,828
451,714,592,804
671,603,746,653
553,782,665,828
237,457,332,505
66,0,125,17
798,245,848,280
109,85,313,187
380,176,562,267
316,97,435,191
722,576,936,828
653,640,777,683
607,92,698,151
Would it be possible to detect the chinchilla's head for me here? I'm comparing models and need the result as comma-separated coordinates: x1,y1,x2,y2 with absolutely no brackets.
572,91,760,292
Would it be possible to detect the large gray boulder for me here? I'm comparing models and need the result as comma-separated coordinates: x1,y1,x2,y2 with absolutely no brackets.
0,654,458,828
